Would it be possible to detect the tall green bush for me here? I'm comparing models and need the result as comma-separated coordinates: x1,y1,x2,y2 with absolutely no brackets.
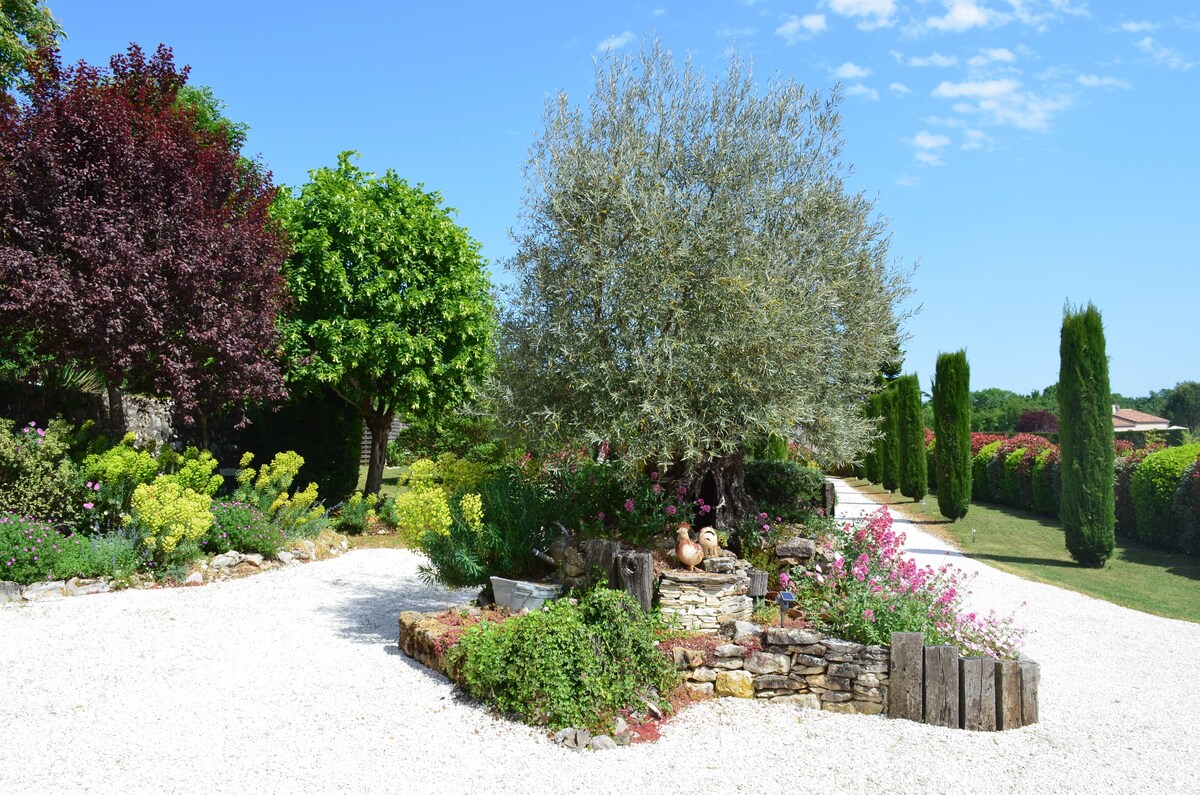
1031,447,1058,516
1175,452,1200,555
881,387,901,493
897,374,928,501
1058,303,1114,567
864,393,882,484
932,351,971,520
1131,443,1200,550
972,440,1002,502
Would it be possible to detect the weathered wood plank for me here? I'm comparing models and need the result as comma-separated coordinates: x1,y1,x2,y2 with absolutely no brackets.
747,569,768,599
1019,660,1040,726
582,539,621,588
923,645,959,728
959,657,997,731
616,551,654,612
995,659,1022,730
888,632,924,721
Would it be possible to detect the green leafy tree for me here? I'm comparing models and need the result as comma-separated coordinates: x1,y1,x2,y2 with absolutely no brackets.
1058,303,1115,567
932,350,971,520
496,38,909,525
276,152,497,495
862,396,880,484
897,373,927,501
971,388,1034,432
0,0,61,93
1163,381,1200,432
881,387,901,493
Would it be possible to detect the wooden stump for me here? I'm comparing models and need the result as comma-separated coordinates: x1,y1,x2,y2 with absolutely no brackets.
617,551,654,612
959,657,997,731
582,539,621,588
995,660,1022,730
747,569,768,600
923,645,959,728
888,632,924,721
1019,660,1040,726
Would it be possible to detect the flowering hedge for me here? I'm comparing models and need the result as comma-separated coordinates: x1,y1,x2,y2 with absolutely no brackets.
786,507,1023,658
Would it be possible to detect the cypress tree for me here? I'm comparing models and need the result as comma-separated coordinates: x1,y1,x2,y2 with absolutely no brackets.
1058,303,1115,567
881,386,901,492
897,373,928,501
933,350,972,520
863,395,881,483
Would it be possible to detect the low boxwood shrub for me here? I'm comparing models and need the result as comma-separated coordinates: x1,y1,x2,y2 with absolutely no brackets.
1131,443,1200,549
447,586,677,731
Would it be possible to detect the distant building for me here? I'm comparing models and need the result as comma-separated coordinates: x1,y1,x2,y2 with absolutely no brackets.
1111,405,1186,433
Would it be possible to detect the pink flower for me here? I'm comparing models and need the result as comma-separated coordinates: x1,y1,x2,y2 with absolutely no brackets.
677,485,688,496
83,502,94,510
863,608,875,622
665,505,677,516
650,472,659,481
624,499,635,512
652,484,663,494
597,512,605,520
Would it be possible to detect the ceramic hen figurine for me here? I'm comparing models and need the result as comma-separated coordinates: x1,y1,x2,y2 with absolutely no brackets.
675,523,704,571
697,527,721,559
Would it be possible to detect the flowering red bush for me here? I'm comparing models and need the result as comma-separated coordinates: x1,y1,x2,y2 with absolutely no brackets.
970,433,1007,456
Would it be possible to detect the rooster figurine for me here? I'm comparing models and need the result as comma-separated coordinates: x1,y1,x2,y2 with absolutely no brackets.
697,527,721,559
675,523,704,572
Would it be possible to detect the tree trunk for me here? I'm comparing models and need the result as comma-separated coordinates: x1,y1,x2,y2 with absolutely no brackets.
105,381,127,438
364,412,393,496
688,452,754,531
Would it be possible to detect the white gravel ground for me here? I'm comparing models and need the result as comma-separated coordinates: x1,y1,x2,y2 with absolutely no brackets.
3,479,1199,794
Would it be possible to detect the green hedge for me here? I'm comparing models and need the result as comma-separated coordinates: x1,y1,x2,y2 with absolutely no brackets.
1175,454,1200,555
1131,443,1200,550
1031,448,1059,517
1002,448,1025,507
972,441,1002,502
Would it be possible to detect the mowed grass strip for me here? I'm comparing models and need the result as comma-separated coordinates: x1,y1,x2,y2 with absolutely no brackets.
844,478,1200,624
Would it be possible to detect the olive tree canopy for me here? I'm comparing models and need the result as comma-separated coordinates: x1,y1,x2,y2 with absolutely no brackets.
497,39,909,524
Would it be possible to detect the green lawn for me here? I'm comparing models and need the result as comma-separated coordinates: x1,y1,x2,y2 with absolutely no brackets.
844,479,1200,624
354,465,407,499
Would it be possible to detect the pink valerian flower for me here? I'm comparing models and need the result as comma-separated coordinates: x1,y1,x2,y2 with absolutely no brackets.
83,502,94,510
665,505,677,516
652,484,663,494
862,608,875,622
778,572,793,591
649,471,659,481
624,499,635,512
597,511,605,521
677,485,688,496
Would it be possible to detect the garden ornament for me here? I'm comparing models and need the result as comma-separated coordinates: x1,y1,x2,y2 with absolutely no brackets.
674,523,704,572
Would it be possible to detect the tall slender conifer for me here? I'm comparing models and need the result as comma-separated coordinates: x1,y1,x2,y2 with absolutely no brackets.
898,374,928,501
932,351,971,520
881,387,901,492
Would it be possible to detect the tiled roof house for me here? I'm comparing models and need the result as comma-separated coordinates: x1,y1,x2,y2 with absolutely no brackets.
1111,405,1183,432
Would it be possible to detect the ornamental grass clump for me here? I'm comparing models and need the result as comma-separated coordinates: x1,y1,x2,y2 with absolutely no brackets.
788,507,1023,659
447,586,677,732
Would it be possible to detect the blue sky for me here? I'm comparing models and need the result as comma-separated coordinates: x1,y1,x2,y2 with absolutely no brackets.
47,1,1197,397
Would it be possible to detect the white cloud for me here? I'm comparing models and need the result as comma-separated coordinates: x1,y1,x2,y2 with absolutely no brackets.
961,128,987,149
927,0,996,32
907,52,958,67
845,83,881,100
933,78,1020,99
775,13,827,44
653,8,667,16
1120,21,1157,33
828,0,897,30
890,81,911,94
834,61,872,79
1136,37,1193,70
968,47,1016,67
1007,0,1087,30
1077,74,1132,89
911,130,951,149
933,78,1068,130
896,174,922,187
596,31,637,52
915,151,945,165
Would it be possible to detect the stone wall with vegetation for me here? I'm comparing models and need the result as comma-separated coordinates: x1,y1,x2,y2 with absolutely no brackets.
673,621,889,715
657,568,753,632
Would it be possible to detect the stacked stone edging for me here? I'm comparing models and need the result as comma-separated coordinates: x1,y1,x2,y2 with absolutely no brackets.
674,620,890,715
657,569,753,631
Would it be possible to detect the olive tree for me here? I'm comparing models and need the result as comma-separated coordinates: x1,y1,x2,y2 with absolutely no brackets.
497,38,909,527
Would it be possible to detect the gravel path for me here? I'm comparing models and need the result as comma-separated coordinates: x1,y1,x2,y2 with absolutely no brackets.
2,481,1198,794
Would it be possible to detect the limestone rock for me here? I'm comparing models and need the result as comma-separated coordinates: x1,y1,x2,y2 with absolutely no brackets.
744,651,790,675
22,581,66,601
211,551,241,569
684,682,714,697
0,580,22,603
856,701,885,715
65,577,110,597
714,670,755,699
774,694,821,710
827,662,863,679
752,675,798,692
588,735,617,751
714,643,745,658
712,658,743,670
820,691,853,703
719,620,763,644
775,537,816,559
242,553,264,568
823,638,865,655
184,572,204,586
276,551,294,565
767,627,823,646
688,667,717,683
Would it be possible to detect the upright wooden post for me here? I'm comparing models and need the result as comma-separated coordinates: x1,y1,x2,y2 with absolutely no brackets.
889,632,924,721
747,569,768,600
923,645,959,728
617,551,654,611
959,657,997,731
1019,660,1040,726
995,660,1022,730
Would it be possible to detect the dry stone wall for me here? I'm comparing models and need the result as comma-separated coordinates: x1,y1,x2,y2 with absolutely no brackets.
657,568,753,631
674,620,889,715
